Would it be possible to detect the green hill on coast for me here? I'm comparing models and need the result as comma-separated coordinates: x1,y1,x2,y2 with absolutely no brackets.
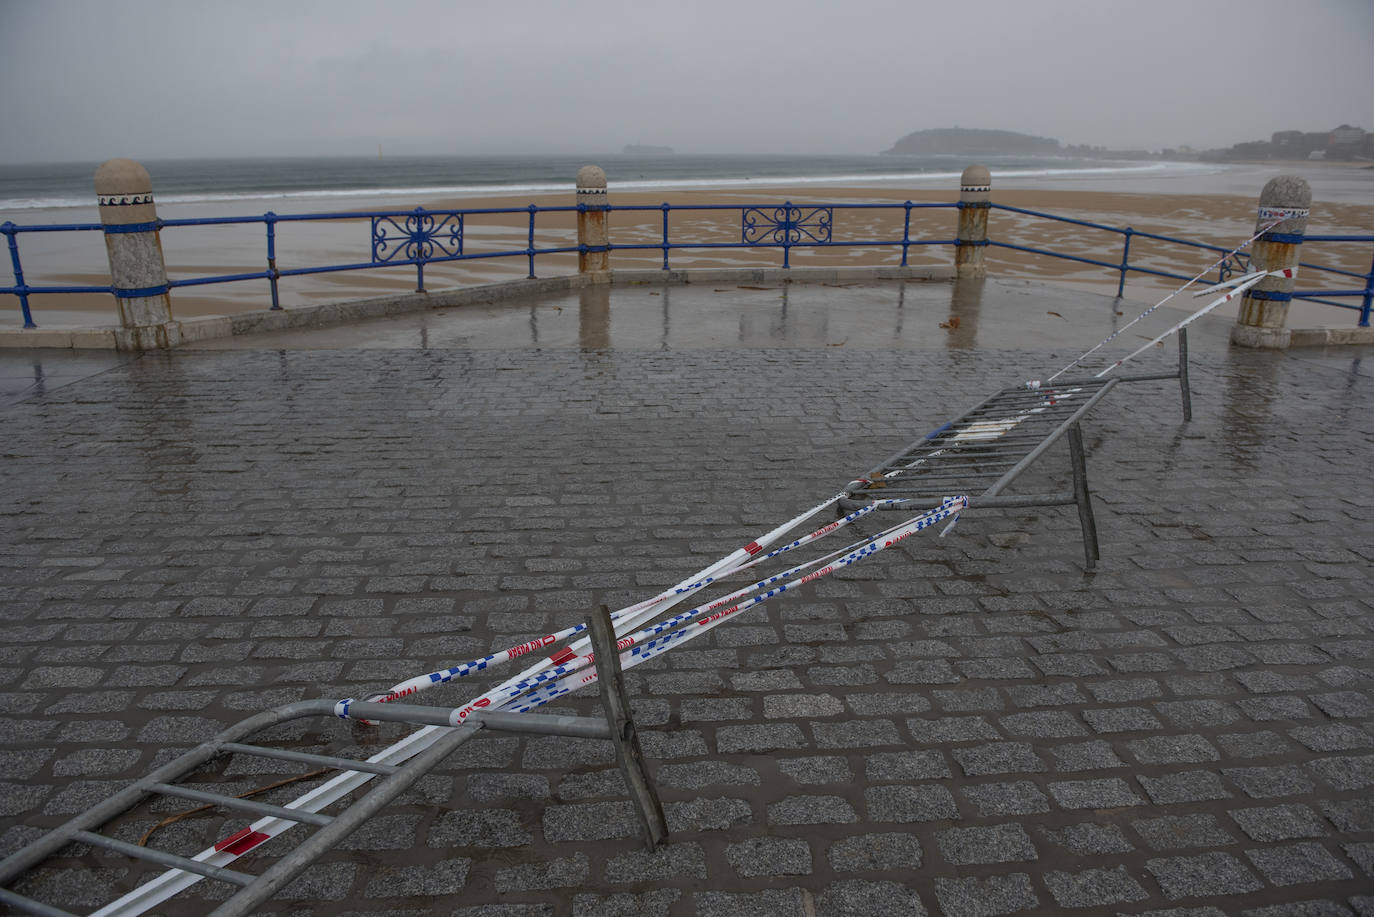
883,128,1061,156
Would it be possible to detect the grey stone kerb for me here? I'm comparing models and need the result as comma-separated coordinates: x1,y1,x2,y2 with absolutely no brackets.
95,158,182,351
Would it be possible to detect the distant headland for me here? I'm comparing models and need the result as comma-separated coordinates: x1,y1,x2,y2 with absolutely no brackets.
882,125,1373,164
882,127,1156,161
883,128,1059,156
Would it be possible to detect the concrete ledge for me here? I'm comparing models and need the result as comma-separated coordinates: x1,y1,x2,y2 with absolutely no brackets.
0,327,119,349
1231,322,1374,350
611,265,954,286
1230,324,1291,350
1289,325,1374,347
228,276,591,338
0,266,1024,349
179,316,234,344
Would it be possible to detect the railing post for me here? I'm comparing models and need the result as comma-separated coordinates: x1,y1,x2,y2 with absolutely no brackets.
527,205,537,279
955,164,990,279
1117,228,1134,297
95,159,180,350
264,212,282,310
1230,175,1310,350
660,203,670,271
901,201,913,267
414,207,428,292
3,222,37,328
1360,248,1373,328
782,201,794,269
576,165,609,275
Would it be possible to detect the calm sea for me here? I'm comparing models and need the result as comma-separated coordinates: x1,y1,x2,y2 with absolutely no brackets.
0,153,1206,215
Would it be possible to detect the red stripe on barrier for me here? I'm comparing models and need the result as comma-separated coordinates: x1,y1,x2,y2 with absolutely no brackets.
744,542,763,556
215,827,270,855
549,648,576,666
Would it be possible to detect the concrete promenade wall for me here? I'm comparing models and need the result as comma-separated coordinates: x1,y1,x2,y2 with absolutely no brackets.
7,262,1371,351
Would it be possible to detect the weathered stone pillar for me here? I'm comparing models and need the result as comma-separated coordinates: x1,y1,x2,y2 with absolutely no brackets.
95,159,180,350
576,165,609,274
1230,175,1310,350
955,164,991,279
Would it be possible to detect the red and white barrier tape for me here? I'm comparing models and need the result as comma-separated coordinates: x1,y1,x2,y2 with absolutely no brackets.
97,481,964,916
1044,219,1284,383
1095,267,1295,376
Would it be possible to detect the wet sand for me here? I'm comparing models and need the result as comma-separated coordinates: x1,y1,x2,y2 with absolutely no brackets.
8,162,1373,329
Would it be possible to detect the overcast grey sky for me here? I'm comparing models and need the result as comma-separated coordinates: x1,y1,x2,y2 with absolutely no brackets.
1,0,1371,163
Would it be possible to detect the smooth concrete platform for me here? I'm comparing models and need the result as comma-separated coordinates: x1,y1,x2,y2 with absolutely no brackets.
1,279,1371,917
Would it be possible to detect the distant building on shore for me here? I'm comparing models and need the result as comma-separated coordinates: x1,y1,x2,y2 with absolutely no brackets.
1206,124,1372,162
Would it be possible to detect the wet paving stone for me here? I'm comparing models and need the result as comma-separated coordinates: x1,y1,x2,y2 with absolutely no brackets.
0,306,1370,916
1042,865,1150,908
1145,851,1265,899
933,874,1038,917
1243,841,1354,887
935,823,1037,865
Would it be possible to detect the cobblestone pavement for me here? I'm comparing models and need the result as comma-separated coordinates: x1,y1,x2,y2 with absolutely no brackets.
1,281,1371,916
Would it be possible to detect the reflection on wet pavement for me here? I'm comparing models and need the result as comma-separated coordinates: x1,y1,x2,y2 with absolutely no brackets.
177,277,1241,359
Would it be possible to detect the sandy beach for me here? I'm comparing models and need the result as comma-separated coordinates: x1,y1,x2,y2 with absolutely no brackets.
7,161,1373,329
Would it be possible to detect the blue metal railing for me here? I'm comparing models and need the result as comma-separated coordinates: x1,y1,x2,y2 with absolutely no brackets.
601,201,954,270
985,204,1374,327
0,201,958,327
4,198,1372,329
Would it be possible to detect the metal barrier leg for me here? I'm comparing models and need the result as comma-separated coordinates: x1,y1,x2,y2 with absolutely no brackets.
586,605,668,851
1178,327,1193,421
1066,423,1100,571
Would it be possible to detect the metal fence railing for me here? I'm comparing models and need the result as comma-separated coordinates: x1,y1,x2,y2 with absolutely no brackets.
984,203,1374,327
4,199,1371,329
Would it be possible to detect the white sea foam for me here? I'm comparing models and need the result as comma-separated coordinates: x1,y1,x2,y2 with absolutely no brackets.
0,161,1226,215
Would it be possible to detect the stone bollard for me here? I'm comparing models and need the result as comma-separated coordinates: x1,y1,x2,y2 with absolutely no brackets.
955,164,991,279
1230,175,1310,350
95,159,180,350
576,165,610,274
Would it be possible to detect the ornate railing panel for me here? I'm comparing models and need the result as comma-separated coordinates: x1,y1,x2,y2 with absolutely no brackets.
371,209,463,265
739,204,834,269
741,205,833,246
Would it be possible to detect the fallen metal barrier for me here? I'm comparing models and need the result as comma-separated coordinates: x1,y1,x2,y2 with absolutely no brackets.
0,608,665,917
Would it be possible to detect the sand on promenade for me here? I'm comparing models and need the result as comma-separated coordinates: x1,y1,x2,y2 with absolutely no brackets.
9,166,1374,329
